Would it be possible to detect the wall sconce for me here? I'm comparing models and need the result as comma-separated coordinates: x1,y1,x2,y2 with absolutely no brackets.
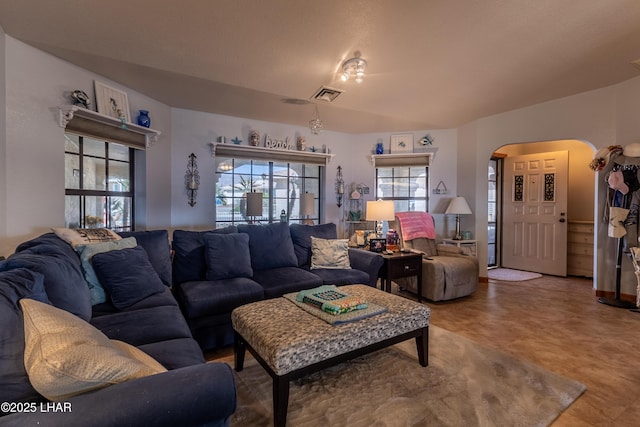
185,153,200,207
300,192,315,225
246,191,263,224
335,166,345,207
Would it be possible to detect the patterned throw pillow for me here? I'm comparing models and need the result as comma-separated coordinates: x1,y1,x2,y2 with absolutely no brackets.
310,236,352,270
20,299,166,401
52,227,121,248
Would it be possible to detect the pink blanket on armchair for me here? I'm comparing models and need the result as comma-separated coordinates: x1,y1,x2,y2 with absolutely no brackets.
395,211,436,241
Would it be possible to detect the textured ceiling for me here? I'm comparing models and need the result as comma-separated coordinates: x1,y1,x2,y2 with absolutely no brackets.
1,0,640,133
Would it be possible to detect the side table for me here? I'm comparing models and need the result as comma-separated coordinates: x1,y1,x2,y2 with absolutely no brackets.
377,252,423,302
441,239,477,257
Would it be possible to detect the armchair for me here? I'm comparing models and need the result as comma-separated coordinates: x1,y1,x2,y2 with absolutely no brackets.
391,212,478,301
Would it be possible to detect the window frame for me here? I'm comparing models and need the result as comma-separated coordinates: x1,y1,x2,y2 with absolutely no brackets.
64,133,136,231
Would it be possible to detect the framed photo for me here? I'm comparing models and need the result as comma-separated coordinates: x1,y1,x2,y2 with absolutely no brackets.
94,81,131,122
369,238,387,253
390,134,414,153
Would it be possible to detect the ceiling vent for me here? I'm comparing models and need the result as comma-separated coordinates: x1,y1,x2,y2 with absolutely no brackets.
311,86,343,103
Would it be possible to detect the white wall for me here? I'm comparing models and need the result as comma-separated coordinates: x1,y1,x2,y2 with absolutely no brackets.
459,81,640,295
1,35,172,255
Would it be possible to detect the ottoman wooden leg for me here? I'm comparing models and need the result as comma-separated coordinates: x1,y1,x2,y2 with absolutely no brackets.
234,332,246,371
273,375,290,427
415,326,429,367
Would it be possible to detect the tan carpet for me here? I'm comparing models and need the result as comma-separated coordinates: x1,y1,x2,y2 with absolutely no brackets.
488,268,543,281
229,325,585,426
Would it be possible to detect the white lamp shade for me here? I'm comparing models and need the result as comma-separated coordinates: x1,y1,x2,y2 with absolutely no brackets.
246,192,263,217
366,200,395,221
300,193,315,216
445,197,472,215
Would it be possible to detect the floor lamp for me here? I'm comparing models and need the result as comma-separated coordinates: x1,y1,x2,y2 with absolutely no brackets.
445,196,472,240
246,192,263,224
300,192,315,225
366,200,395,238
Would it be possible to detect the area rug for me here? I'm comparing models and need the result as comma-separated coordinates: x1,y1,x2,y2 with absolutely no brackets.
229,326,585,426
488,268,543,281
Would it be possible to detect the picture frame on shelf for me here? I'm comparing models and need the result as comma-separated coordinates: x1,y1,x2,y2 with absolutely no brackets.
390,134,414,153
94,81,131,122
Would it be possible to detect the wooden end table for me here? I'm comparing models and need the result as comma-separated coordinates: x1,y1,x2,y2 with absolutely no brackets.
377,252,423,302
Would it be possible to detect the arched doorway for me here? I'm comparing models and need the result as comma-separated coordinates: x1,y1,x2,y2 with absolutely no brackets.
488,139,595,275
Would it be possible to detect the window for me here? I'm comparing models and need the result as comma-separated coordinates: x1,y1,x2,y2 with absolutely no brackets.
64,133,134,231
375,166,429,214
215,157,322,227
488,157,502,267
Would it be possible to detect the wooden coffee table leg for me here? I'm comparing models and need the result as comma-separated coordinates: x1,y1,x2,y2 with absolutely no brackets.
234,332,246,371
415,326,429,367
273,375,290,427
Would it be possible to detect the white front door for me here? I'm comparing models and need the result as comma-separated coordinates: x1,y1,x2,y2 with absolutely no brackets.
502,150,568,276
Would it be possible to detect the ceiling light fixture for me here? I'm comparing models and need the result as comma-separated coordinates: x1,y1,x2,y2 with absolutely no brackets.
309,104,323,135
340,56,367,84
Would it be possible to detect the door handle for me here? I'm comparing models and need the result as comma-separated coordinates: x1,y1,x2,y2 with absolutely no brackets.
559,218,566,223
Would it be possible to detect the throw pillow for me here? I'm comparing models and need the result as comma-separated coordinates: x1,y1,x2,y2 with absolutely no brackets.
52,227,122,248
75,237,138,305
204,233,253,280
290,223,338,267
237,222,298,271
20,298,166,401
310,236,352,270
91,246,167,309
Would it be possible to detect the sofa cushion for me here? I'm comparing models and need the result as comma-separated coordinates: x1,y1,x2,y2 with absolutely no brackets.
172,226,237,284
119,230,172,286
310,236,351,269
137,338,206,370
290,223,338,267
252,266,323,299
178,278,264,319
90,305,194,346
0,242,91,321
76,237,138,305
21,299,166,401
0,269,49,405
92,246,167,309
52,227,121,248
238,222,298,270
204,233,253,280
309,267,371,286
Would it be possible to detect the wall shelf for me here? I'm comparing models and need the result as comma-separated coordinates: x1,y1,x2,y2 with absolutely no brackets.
369,148,437,167
211,142,333,165
58,105,161,148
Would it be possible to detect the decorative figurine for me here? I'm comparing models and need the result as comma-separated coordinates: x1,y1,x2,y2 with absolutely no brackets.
249,130,260,147
297,136,306,151
70,90,90,109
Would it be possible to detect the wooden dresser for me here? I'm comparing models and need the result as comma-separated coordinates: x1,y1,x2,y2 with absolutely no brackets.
567,220,594,278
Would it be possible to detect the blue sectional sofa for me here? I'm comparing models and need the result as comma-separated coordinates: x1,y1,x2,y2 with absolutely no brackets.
172,222,384,351
0,231,235,427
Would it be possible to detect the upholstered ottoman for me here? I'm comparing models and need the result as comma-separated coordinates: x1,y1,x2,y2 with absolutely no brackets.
231,284,431,427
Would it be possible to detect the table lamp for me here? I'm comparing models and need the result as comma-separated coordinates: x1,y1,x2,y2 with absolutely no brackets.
300,192,315,225
445,196,472,240
246,192,263,224
366,200,395,237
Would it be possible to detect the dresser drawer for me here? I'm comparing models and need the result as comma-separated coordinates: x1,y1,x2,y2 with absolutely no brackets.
568,221,594,234
568,242,594,256
386,256,422,279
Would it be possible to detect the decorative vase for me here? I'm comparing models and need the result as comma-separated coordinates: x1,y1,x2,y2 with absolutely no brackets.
137,110,151,128
376,142,384,154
